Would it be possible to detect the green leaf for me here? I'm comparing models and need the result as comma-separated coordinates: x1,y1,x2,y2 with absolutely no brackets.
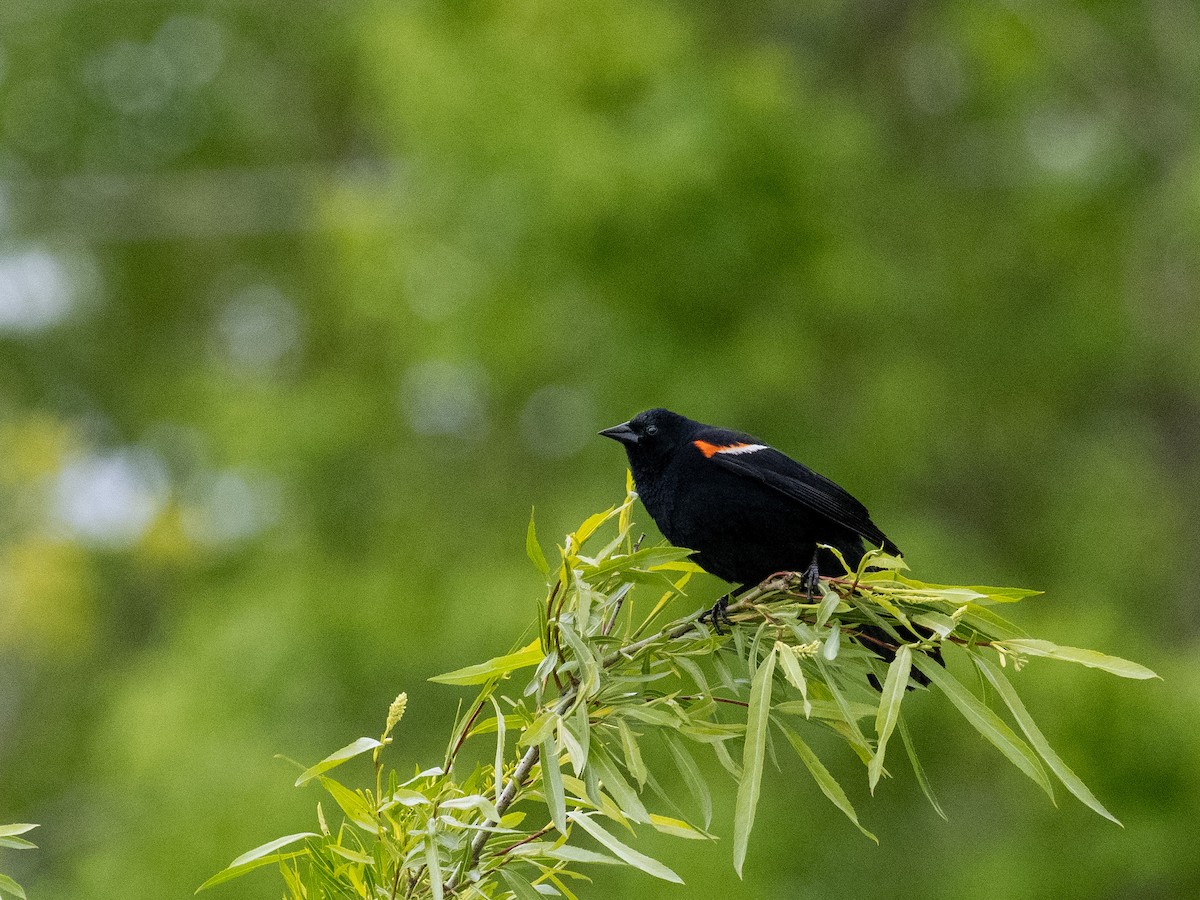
196,833,315,893
617,718,647,788
775,642,811,718
996,639,1158,680
508,842,622,865
589,742,649,823
664,734,712,830
910,654,1054,800
911,611,958,639
0,873,27,900
778,722,876,842
822,623,841,660
733,645,775,877
567,813,684,884
0,825,37,838
526,509,550,575
430,640,544,685
0,836,37,850
648,813,712,840
974,653,1122,825
501,869,544,900
521,710,559,748
439,794,501,820
490,696,507,805
868,645,911,794
558,620,600,697
424,829,444,900
815,586,842,627
229,833,319,868
811,657,872,759
540,738,567,834
958,604,1027,641
318,778,378,830
574,506,615,547
327,843,373,864
558,716,587,777
898,714,946,820
294,737,382,787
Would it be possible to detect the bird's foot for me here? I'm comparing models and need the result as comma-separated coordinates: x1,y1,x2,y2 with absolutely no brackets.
699,595,734,635
802,562,822,602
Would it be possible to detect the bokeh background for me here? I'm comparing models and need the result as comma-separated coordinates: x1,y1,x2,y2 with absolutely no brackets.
2,0,1199,897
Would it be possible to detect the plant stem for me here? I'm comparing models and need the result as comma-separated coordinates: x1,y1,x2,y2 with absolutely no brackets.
443,574,795,894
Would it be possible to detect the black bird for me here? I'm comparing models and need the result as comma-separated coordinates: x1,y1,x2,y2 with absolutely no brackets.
600,407,932,680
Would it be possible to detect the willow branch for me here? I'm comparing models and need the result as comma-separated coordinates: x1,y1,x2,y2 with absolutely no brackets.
444,574,797,893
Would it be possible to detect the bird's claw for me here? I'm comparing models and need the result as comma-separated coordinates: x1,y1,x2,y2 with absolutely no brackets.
802,562,822,602
700,595,734,635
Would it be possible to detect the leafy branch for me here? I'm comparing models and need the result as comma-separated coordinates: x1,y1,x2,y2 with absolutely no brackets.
0,823,38,900
199,475,1156,898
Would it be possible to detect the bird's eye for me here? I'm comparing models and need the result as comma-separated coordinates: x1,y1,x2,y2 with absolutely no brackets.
645,424,659,436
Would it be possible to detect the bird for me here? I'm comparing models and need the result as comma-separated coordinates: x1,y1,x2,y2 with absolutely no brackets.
599,407,935,681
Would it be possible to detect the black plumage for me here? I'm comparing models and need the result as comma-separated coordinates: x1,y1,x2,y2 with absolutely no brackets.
600,408,896,586
600,407,936,683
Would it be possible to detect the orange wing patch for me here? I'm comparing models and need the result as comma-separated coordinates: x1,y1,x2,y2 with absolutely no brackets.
694,440,760,458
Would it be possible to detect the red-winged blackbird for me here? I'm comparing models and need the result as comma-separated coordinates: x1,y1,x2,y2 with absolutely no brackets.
601,407,936,681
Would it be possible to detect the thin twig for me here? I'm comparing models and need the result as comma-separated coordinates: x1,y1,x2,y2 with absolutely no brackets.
445,698,488,773
496,822,555,857
677,695,750,708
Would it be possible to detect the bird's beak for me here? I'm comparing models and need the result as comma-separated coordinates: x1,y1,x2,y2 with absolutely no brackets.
599,422,639,445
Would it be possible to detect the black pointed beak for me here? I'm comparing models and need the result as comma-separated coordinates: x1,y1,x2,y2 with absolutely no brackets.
599,422,639,446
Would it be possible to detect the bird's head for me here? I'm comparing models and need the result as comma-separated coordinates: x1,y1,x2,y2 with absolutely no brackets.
599,408,696,462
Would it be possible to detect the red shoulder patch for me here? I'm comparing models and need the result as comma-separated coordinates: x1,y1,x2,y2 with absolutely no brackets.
694,440,753,458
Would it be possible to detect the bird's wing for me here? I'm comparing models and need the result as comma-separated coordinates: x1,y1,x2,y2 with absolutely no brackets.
706,447,899,555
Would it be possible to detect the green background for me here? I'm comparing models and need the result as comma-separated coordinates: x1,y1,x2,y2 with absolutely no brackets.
2,0,1198,896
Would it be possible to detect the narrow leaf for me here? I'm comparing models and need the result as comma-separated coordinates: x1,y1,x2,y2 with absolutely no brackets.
540,738,567,834
974,653,1122,825
997,639,1157,680
589,743,649,823
775,642,811,718
574,507,615,547
318,778,377,830
294,737,382,787
733,646,775,877
0,873,27,900
508,842,622,865
868,645,911,793
197,849,309,892
501,870,544,900
229,833,318,868
0,825,37,838
567,813,683,883
911,654,1054,800
648,814,712,840
822,623,841,660
490,696,506,805
898,715,946,820
815,586,841,627
424,829,444,900
778,722,876,842
429,641,544,685
664,734,712,829
526,509,550,575
617,719,647,788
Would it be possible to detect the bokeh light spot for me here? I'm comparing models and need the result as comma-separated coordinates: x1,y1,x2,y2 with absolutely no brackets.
400,359,490,438
53,448,170,548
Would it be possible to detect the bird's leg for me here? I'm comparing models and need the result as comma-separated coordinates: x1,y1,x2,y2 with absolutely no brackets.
699,595,731,635
803,550,822,602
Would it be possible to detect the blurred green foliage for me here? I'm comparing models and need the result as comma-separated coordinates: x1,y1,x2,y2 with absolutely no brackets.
0,0,1197,896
